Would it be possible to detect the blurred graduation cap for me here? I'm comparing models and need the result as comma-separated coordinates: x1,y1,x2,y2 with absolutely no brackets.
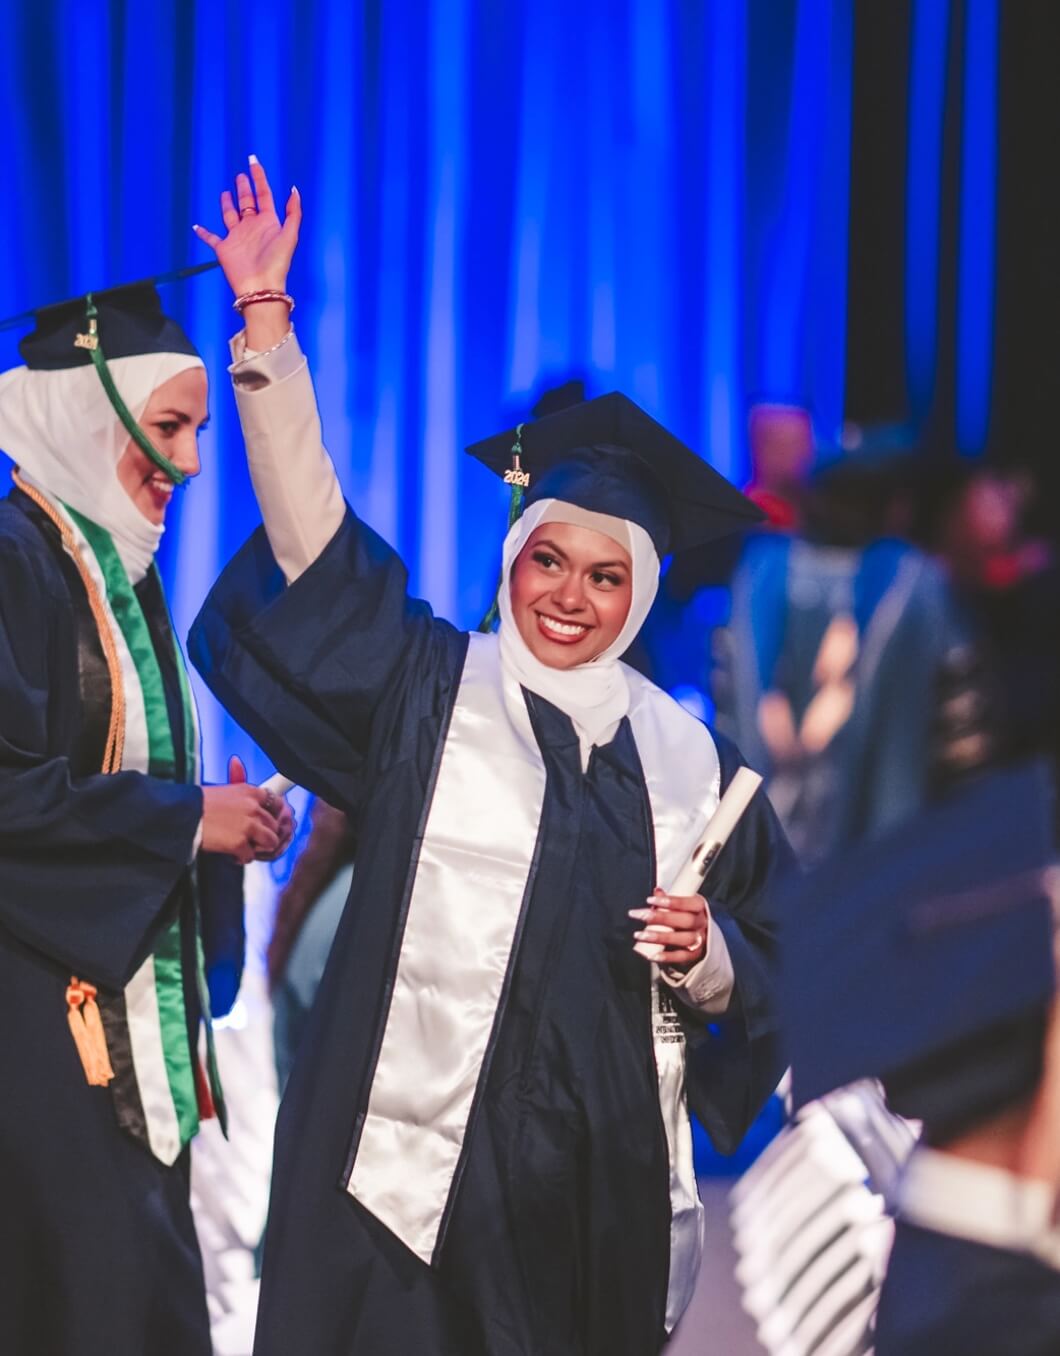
466,391,765,558
782,761,1058,1142
0,261,216,483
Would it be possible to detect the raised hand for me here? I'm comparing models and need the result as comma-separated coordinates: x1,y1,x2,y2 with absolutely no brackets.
193,156,301,298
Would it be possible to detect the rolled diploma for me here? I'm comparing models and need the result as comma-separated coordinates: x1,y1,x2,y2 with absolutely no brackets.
260,773,296,798
634,766,764,960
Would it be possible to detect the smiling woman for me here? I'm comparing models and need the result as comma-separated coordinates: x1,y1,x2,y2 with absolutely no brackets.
0,282,294,1356
188,161,793,1356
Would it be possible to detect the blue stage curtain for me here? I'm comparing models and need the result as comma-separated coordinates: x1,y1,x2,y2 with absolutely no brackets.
1,0,854,779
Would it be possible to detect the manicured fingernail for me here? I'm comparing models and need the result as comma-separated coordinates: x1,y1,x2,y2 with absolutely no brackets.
291,184,300,195
249,153,259,164
191,224,200,232
647,895,669,906
628,909,652,921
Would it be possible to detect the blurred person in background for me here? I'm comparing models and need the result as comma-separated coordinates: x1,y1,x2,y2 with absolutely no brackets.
743,402,815,532
712,434,992,866
783,763,1060,1355
922,463,1060,809
267,798,354,1089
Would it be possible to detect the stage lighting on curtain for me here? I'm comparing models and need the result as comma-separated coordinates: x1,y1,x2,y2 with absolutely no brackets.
755,0,853,447
956,0,998,455
2,0,856,778
905,0,951,425
903,0,998,454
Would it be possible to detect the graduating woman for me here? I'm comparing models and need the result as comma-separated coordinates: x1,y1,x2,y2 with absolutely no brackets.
191,161,790,1356
0,283,293,1356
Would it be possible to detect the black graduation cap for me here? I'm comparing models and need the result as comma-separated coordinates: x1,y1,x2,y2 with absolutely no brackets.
0,260,214,360
7,281,200,370
0,261,215,482
781,761,1058,1141
466,391,764,557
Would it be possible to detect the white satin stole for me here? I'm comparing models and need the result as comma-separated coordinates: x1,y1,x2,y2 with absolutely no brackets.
345,631,721,1331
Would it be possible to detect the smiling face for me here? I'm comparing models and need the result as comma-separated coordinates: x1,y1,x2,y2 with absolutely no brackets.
115,366,209,523
508,520,634,669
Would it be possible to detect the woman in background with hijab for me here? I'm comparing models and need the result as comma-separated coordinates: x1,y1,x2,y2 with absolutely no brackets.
0,283,293,1356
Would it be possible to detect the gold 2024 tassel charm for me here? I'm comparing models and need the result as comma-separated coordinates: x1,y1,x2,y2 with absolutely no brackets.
66,977,115,1087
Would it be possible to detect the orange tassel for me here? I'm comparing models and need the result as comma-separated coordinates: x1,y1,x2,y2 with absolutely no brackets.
66,977,114,1087
79,980,115,1083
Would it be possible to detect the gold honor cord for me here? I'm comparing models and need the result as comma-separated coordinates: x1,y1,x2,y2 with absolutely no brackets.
12,471,127,773
13,470,123,1088
74,294,187,485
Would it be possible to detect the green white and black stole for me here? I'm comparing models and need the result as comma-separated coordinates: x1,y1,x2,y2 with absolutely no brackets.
63,503,225,1166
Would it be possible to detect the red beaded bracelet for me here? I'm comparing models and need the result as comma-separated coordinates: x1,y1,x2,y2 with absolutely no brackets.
232,290,296,314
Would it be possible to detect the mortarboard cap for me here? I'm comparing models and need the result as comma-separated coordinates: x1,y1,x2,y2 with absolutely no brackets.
0,260,216,364
10,281,199,369
781,761,1058,1141
0,261,216,483
466,391,764,557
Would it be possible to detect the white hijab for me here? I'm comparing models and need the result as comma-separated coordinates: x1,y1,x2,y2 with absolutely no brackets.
497,497,660,762
0,351,204,583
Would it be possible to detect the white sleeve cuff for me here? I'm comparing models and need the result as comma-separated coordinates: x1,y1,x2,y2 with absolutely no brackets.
228,326,304,386
660,907,736,1015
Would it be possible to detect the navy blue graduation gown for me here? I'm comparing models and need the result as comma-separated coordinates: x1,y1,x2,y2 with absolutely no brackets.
875,1220,1060,1356
190,508,788,1356
0,488,242,1356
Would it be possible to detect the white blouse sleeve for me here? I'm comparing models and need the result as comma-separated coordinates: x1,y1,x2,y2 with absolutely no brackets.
660,903,736,1015
228,328,346,584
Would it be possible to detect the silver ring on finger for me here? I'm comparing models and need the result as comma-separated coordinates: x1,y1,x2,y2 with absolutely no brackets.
240,205,257,217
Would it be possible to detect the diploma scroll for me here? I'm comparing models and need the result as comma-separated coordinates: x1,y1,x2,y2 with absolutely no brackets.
634,766,764,960
260,773,296,798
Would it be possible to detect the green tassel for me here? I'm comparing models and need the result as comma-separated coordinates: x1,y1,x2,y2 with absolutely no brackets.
81,295,188,485
478,424,527,633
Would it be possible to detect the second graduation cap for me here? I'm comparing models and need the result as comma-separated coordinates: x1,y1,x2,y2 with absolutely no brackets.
781,761,1058,1139
466,391,765,557
0,262,215,484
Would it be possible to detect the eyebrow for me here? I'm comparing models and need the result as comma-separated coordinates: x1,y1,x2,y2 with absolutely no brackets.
534,538,630,570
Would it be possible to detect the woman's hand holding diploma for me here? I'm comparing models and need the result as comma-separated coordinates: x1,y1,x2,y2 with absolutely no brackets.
631,768,763,971
193,157,301,351
630,890,709,970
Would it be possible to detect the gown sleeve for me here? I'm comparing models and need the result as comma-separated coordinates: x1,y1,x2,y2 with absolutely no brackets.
188,508,463,813
681,732,795,1152
188,353,463,813
0,535,203,990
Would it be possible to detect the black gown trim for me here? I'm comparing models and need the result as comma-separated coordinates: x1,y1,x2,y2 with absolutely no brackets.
99,989,149,1142
433,686,552,1262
